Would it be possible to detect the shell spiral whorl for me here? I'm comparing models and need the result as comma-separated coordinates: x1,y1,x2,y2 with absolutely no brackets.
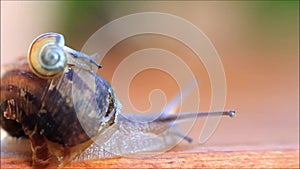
28,33,67,79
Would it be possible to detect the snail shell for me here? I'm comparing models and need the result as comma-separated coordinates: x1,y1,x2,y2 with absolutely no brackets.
1,55,120,167
28,33,67,79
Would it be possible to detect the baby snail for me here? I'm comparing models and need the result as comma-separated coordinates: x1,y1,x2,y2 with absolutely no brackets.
28,32,101,79
0,33,235,168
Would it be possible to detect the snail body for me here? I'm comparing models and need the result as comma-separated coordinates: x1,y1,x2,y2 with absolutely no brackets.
0,33,235,168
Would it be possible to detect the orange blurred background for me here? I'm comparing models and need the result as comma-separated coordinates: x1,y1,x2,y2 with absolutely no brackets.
1,1,299,151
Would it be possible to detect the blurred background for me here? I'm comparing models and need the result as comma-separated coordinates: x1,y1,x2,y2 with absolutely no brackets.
1,1,299,151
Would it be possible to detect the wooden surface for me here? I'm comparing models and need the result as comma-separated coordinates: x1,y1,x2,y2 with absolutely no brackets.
1,148,299,168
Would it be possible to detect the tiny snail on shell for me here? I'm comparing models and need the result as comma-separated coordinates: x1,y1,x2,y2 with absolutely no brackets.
28,32,102,79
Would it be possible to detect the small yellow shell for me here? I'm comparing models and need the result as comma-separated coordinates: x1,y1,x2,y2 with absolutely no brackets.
28,33,67,79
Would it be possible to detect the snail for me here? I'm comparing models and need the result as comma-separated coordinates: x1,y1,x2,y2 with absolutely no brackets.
27,32,101,79
0,33,235,168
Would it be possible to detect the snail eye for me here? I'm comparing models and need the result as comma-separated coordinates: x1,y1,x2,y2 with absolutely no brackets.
28,33,67,79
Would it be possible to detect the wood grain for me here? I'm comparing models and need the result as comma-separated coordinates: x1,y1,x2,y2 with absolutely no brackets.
1,149,298,168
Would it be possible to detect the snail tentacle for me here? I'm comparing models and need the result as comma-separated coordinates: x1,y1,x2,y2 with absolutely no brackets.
63,46,102,69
